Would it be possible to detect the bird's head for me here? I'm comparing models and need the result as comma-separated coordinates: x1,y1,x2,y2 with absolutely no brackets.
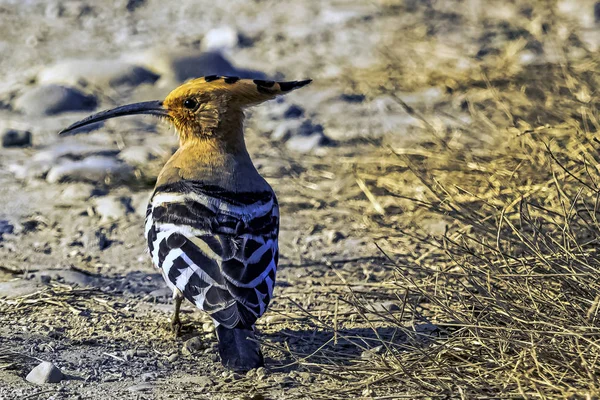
59,76,312,144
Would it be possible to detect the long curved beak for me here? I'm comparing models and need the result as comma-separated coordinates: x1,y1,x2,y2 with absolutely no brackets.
59,100,169,135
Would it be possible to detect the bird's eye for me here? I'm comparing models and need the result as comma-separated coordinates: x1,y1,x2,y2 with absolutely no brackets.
183,98,198,110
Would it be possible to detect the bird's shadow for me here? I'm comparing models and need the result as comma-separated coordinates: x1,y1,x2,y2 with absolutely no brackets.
259,324,441,373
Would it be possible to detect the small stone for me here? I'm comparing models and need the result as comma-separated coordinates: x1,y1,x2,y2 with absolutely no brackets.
118,146,157,166
0,280,40,299
0,220,14,239
26,361,64,384
167,353,179,362
285,133,327,154
325,230,345,244
140,372,155,382
38,59,159,88
128,49,266,83
128,383,154,392
283,104,304,119
93,196,133,221
361,345,384,360
191,376,213,388
123,349,136,361
182,336,203,356
339,93,365,103
2,129,32,148
60,183,95,202
46,156,134,184
14,84,97,116
201,26,239,51
271,120,302,141
373,301,401,313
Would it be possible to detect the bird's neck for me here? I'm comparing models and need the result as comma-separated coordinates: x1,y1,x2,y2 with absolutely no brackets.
156,120,269,192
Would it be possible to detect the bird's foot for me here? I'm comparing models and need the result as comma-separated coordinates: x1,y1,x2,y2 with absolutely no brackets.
170,316,182,337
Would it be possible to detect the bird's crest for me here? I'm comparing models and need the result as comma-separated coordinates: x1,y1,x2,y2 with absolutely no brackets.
163,76,312,138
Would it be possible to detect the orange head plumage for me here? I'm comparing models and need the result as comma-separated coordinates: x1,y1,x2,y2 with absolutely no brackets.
59,76,312,145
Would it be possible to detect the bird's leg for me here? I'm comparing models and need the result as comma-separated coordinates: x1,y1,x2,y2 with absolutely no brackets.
170,290,184,337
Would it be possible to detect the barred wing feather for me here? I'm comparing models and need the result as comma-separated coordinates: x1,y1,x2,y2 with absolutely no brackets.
145,181,279,329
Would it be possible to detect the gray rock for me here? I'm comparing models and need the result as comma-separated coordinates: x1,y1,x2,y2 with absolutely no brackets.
127,383,154,392
201,26,239,51
46,156,134,184
93,196,133,221
34,142,118,163
36,270,94,287
283,104,305,119
14,85,97,116
2,129,32,147
373,301,401,313
60,183,95,201
182,336,204,356
283,120,330,153
285,133,328,154
271,119,303,141
130,50,267,83
141,372,156,382
25,361,64,384
360,345,384,360
0,220,14,238
170,52,244,82
0,279,40,299
118,146,157,166
38,59,159,88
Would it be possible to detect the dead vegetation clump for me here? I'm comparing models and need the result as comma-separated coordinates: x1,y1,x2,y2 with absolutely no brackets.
279,4,600,397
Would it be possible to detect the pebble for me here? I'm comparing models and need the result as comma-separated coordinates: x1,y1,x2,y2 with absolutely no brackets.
140,372,156,382
25,361,64,384
14,84,97,116
35,270,94,287
373,301,401,313
46,156,134,184
202,26,239,51
93,196,133,221
128,49,267,83
34,142,118,164
38,59,159,89
283,104,305,119
271,119,330,153
285,132,328,154
0,220,14,238
60,183,95,201
118,146,157,166
167,353,179,363
123,349,136,361
2,129,32,148
360,345,384,360
182,336,204,356
271,119,303,141
127,383,154,392
0,279,41,299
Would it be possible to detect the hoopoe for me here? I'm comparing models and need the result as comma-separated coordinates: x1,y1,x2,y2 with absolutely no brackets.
60,75,312,371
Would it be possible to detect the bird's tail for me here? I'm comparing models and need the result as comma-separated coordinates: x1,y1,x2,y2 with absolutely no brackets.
215,325,264,372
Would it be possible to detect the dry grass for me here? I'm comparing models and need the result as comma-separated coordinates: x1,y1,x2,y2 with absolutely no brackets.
267,3,600,398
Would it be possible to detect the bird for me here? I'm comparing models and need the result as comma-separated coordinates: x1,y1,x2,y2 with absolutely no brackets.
59,75,312,371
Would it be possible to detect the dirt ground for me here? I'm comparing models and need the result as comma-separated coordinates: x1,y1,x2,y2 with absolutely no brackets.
1,0,599,399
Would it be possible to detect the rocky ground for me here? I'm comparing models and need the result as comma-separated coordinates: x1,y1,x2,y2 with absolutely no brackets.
1,0,599,399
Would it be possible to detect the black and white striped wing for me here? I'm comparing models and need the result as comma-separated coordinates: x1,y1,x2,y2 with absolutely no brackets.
145,181,279,329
